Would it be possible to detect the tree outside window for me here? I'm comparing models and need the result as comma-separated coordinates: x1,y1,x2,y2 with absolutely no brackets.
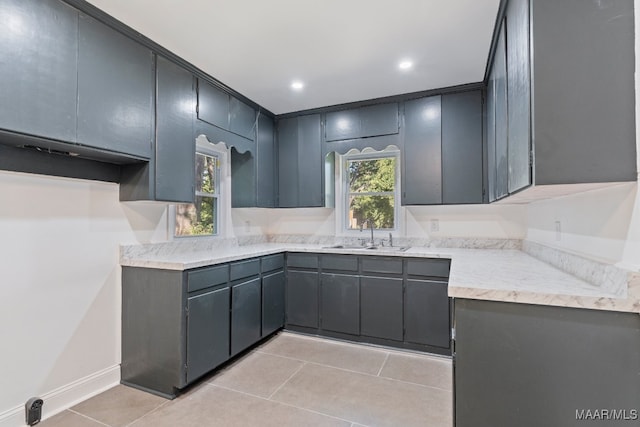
175,152,219,236
346,155,397,230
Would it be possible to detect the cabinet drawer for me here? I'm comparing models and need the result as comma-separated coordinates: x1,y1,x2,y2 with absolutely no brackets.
188,265,229,293
406,258,450,278
261,254,284,273
287,253,319,269
230,259,260,281
322,255,358,272
361,257,403,275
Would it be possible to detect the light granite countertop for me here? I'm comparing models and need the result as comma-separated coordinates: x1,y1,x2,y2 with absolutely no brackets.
120,242,640,314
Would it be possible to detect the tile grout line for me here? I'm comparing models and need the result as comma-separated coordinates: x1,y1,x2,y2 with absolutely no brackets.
124,399,171,427
66,409,111,427
266,361,306,400
376,352,390,377
209,382,357,425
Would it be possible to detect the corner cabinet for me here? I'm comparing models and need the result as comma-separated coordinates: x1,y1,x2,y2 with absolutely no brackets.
121,254,285,398
486,0,637,202
277,115,323,207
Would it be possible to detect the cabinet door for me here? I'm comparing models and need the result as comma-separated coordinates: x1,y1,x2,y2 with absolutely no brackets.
198,80,229,129
262,270,285,336
0,0,78,142
486,65,498,202
320,273,360,335
403,96,442,205
493,22,509,200
256,114,276,207
77,14,153,158
155,56,195,202
286,270,319,328
360,103,399,138
325,109,360,141
506,0,531,193
296,114,323,207
231,277,261,356
186,287,230,383
404,279,450,348
442,91,483,204
277,117,299,207
360,276,403,341
231,149,256,207
229,97,256,140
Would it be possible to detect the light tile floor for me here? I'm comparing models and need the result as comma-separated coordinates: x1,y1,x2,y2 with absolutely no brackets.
41,332,453,427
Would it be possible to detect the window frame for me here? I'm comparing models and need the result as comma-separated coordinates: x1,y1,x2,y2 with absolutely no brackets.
342,150,401,233
173,141,222,238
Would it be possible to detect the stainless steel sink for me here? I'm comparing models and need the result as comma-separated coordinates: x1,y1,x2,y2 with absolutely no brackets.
322,244,411,252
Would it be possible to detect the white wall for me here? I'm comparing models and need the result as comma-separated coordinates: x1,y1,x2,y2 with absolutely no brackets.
0,171,167,426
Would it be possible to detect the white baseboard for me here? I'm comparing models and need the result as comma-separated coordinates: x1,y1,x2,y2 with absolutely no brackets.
0,365,120,427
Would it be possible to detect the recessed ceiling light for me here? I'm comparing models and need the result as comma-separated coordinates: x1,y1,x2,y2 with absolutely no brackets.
291,81,304,90
398,60,413,70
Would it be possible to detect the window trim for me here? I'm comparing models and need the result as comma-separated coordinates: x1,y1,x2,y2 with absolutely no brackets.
342,150,400,233
173,140,223,238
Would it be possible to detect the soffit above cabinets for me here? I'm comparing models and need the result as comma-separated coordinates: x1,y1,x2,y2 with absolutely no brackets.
83,0,500,114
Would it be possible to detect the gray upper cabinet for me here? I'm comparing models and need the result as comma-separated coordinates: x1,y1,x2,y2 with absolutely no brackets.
77,14,154,158
325,103,399,141
154,56,195,202
120,55,195,203
197,80,256,141
493,22,509,200
198,81,229,130
506,0,531,194
256,114,276,207
277,114,323,208
0,0,78,142
441,91,484,204
531,0,635,185
229,97,256,140
403,96,442,205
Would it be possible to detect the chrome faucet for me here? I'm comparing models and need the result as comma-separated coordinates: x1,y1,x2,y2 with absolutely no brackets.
368,218,375,246
389,232,393,247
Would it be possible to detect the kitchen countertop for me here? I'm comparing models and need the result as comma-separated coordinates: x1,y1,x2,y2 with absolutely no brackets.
120,242,640,314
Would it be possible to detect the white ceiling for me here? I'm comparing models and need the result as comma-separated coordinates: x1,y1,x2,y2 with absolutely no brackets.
85,0,500,115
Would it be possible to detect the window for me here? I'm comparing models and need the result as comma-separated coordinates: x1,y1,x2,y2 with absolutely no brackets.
175,151,220,236
344,152,399,230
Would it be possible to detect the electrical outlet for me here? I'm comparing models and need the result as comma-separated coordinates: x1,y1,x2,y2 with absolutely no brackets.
555,221,562,241
430,219,440,232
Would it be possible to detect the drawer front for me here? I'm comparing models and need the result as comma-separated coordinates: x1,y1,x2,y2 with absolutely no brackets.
287,253,319,269
261,254,285,273
230,258,260,281
322,255,358,272
188,264,229,293
361,257,403,275
406,258,451,278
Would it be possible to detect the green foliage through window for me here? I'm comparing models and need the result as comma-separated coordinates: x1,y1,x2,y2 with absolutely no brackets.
175,153,219,236
346,156,396,229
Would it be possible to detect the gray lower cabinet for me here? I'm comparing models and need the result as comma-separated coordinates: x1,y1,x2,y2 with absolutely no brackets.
186,286,230,384
122,254,286,398
285,253,452,355
360,276,403,341
320,273,360,335
231,277,261,356
77,13,153,158
455,299,640,427
262,270,285,336
404,279,450,348
286,270,319,328
0,0,78,143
